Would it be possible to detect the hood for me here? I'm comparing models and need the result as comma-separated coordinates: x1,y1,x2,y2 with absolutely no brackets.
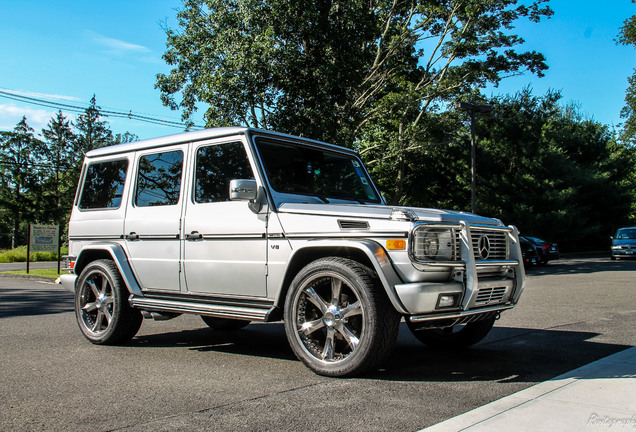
277,203,502,226
613,238,636,247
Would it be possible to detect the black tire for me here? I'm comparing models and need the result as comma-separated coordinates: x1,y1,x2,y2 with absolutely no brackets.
201,316,250,331
284,257,400,377
74,259,142,345
407,317,495,350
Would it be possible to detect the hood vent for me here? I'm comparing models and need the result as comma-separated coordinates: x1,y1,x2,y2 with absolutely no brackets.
338,220,370,230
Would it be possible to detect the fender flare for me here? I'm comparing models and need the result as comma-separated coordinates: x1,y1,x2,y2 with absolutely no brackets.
72,243,143,296
277,239,409,314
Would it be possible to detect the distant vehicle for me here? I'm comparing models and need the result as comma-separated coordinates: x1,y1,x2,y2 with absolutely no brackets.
611,227,636,260
521,236,559,265
519,236,539,268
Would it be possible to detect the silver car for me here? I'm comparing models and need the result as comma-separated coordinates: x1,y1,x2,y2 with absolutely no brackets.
611,227,636,260
61,127,526,377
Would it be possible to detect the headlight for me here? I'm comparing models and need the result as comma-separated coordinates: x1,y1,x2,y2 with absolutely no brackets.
412,226,458,262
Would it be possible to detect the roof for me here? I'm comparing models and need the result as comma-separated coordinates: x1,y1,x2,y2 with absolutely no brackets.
84,127,356,158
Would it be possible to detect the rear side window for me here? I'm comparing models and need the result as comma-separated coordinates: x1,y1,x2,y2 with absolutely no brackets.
135,150,184,207
79,159,128,210
194,141,254,203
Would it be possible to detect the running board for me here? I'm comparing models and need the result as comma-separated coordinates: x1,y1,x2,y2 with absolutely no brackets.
129,294,279,322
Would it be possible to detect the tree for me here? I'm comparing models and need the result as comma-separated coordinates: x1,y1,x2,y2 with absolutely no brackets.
156,0,552,203
475,90,635,251
618,1,636,146
157,0,552,202
41,110,77,225
0,117,44,247
74,95,114,160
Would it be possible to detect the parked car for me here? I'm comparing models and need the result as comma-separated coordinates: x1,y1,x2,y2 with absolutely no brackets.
60,127,527,377
521,236,559,265
519,237,539,268
611,227,636,260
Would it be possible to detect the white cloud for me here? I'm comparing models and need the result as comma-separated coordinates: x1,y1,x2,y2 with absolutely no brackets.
89,31,151,54
0,104,75,134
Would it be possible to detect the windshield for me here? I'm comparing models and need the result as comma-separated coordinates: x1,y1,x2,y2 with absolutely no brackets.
255,138,381,204
616,228,636,239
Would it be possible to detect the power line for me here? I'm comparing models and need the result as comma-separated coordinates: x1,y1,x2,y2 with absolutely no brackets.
0,89,206,130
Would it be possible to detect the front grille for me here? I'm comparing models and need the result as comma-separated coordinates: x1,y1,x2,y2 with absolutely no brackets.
471,229,507,261
475,286,507,305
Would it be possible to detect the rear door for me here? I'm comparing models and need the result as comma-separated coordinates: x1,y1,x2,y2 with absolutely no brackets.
123,144,188,291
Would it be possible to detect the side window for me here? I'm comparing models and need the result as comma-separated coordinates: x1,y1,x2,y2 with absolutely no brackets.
79,159,128,210
194,141,254,203
135,150,184,207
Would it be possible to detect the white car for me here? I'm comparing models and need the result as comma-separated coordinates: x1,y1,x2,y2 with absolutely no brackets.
61,127,526,377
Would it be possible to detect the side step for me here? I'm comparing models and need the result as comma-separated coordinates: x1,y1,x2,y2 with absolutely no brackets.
129,294,279,322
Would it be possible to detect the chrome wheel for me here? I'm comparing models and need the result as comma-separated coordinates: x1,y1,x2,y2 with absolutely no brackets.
294,272,364,362
75,259,142,345
78,270,115,338
284,257,399,377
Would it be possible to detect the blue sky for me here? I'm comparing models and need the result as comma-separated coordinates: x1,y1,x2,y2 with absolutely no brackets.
0,0,634,140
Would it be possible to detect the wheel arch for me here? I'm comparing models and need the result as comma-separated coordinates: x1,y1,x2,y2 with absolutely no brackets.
75,243,143,295
274,240,409,314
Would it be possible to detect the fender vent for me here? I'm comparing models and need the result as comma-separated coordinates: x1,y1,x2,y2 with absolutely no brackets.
338,220,369,230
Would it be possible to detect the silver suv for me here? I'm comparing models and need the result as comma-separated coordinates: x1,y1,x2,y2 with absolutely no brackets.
61,127,526,377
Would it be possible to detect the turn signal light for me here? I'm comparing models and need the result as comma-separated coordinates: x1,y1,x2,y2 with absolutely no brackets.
386,239,406,250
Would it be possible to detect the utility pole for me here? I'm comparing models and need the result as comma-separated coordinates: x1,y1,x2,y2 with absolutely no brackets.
455,101,492,214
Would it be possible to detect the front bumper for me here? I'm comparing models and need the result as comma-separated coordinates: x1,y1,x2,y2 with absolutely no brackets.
395,222,525,315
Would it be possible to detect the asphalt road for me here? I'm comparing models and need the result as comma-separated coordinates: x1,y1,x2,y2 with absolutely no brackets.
1,256,634,431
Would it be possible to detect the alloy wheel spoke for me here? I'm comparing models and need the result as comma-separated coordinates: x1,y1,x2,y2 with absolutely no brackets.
82,302,98,313
304,287,328,313
300,318,325,336
103,307,112,326
321,328,336,361
92,311,103,332
341,301,362,318
336,322,360,351
86,279,100,299
330,278,342,306
100,277,109,296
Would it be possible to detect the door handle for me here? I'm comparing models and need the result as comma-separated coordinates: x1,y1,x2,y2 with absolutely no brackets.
124,232,139,240
185,231,203,240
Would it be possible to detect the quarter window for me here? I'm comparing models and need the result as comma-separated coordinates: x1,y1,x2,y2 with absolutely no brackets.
194,142,254,203
135,150,184,207
79,159,128,209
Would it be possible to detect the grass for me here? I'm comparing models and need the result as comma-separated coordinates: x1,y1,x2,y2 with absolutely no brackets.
1,268,63,279
0,246,68,263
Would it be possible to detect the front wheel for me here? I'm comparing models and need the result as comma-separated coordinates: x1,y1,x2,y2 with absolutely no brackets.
406,317,495,350
75,259,142,345
284,257,400,377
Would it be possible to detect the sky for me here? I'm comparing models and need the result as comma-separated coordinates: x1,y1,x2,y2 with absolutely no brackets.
0,0,635,141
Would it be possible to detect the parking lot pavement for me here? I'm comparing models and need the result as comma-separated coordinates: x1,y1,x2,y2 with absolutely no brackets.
421,346,636,431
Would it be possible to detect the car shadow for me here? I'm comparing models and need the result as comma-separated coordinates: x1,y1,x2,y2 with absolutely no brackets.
130,321,630,384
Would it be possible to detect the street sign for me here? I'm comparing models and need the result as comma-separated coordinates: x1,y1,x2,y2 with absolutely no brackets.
29,224,59,252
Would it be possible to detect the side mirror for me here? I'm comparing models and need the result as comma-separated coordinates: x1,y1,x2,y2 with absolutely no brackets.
230,179,258,201
229,179,265,213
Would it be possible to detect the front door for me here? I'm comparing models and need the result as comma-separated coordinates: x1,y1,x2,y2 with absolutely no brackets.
182,140,267,297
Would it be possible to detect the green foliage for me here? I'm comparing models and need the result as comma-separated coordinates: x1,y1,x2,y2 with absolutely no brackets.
475,90,636,251
0,246,68,263
0,96,134,249
618,2,636,146
157,0,552,149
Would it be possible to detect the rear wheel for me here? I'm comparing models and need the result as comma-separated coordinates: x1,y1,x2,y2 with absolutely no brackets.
201,316,250,331
75,259,142,344
407,317,495,350
284,257,400,377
